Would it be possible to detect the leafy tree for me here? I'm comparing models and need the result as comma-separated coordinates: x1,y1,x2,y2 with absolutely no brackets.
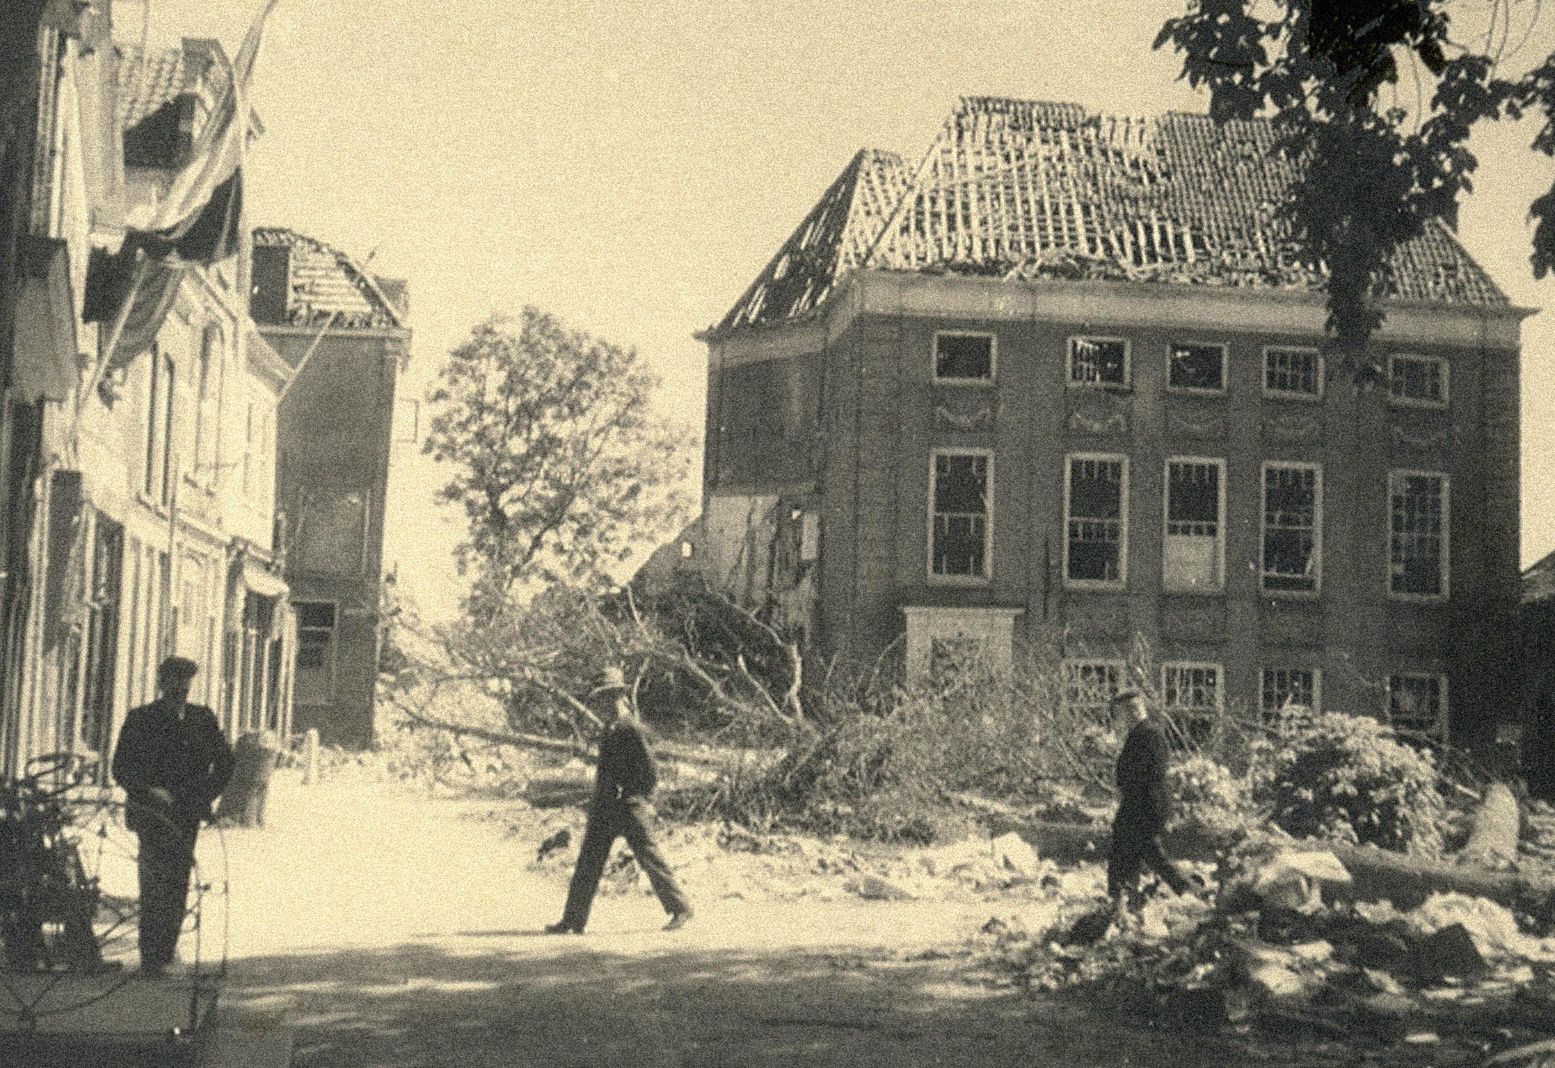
1156,0,1554,364
423,307,695,602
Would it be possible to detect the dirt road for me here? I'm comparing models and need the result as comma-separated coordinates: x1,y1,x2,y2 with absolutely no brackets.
210,774,1350,1067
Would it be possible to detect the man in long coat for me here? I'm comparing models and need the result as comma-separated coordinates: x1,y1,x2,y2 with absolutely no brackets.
546,666,693,934
1108,688,1192,913
112,656,235,976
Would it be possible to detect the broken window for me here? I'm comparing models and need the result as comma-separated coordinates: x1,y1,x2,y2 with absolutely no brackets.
1261,462,1321,593
934,332,994,381
294,601,338,706
1389,471,1448,598
1062,659,1123,727
1388,354,1449,408
1168,342,1225,392
930,450,990,579
1261,667,1318,720
1387,673,1446,738
1068,337,1129,388
1164,458,1223,592
1164,662,1221,741
1264,346,1322,398
1065,455,1126,585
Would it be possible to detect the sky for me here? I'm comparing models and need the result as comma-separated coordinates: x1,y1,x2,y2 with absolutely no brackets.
123,0,1555,619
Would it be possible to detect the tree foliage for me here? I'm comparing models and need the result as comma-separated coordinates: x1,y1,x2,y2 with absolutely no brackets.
1156,0,1555,361
423,308,694,599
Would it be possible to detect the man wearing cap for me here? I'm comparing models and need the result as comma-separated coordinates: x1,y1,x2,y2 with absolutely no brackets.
546,665,693,934
112,656,235,976
1108,688,1192,913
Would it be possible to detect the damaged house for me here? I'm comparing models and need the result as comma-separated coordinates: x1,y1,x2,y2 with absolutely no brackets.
697,97,1528,749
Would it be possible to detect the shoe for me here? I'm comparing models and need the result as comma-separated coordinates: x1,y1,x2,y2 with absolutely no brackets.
544,921,582,935
663,910,694,932
138,963,168,979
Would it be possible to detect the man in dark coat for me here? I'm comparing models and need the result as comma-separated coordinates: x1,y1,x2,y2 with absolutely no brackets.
111,656,235,976
1108,688,1191,913
546,666,693,934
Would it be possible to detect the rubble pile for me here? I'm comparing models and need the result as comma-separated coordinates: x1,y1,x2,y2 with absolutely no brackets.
980,838,1555,1058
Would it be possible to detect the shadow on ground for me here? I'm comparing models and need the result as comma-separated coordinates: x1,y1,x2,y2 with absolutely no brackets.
223,936,1378,1068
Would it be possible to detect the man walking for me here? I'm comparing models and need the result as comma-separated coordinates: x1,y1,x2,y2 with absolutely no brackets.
546,666,693,934
112,656,235,976
1108,688,1192,913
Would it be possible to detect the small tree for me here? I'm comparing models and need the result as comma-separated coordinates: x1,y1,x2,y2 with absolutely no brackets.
423,308,694,599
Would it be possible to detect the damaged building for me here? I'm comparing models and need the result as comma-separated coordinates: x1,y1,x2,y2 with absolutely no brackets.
697,97,1528,748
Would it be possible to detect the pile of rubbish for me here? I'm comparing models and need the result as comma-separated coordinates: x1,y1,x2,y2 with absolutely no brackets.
980,833,1555,1060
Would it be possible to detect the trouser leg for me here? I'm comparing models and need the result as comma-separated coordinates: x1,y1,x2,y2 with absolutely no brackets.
1107,837,1142,903
1138,833,1191,895
560,810,619,931
620,800,691,917
137,823,196,968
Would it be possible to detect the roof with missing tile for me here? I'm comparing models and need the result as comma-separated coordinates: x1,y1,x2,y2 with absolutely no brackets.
252,227,407,330
114,41,218,132
715,97,1507,335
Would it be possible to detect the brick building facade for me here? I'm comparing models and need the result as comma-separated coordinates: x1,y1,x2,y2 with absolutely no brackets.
698,98,1528,748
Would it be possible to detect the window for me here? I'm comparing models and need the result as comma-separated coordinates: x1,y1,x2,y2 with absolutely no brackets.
144,347,175,503
1068,336,1129,388
194,326,221,483
1261,667,1320,720
1388,354,1449,408
1163,662,1223,740
1263,346,1322,399
934,332,994,382
294,601,338,706
1163,458,1224,592
242,402,254,496
1065,455,1127,586
1389,471,1449,599
1062,659,1124,725
1387,673,1447,738
1261,462,1321,593
930,450,991,580
1168,342,1226,393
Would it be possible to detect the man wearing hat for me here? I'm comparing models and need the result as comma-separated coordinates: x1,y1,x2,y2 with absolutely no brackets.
1107,688,1191,913
111,656,235,976
546,665,693,934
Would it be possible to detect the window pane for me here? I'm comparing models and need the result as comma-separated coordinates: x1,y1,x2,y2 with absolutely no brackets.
932,454,989,577
1169,343,1224,391
1165,461,1221,591
1389,356,1446,404
1165,664,1221,743
1067,458,1124,582
1390,474,1446,596
935,334,993,380
1388,674,1444,736
1062,661,1120,725
1262,465,1318,591
1261,668,1316,719
1070,338,1127,385
1265,348,1319,395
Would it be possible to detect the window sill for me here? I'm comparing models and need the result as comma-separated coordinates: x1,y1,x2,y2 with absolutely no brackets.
1163,585,1226,598
1262,390,1324,404
1067,382,1132,394
934,377,996,388
1386,397,1450,412
1166,386,1227,398
927,574,993,588
1386,592,1450,606
1064,580,1127,593
1260,587,1322,601
135,491,170,518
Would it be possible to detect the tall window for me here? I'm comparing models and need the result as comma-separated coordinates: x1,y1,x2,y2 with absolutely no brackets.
1261,462,1321,593
1068,336,1129,388
242,401,255,496
1065,455,1127,586
294,601,338,706
1062,659,1123,725
1261,667,1319,720
194,326,221,483
1263,346,1322,399
1163,662,1222,740
930,450,991,580
1389,472,1449,598
1387,673,1447,738
933,332,994,382
144,346,176,502
1168,342,1226,393
1387,354,1449,408
1163,458,1224,592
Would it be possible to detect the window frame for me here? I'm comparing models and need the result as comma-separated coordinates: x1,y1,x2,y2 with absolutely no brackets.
1161,660,1225,734
1260,665,1323,719
1261,345,1324,401
1061,658,1127,722
293,599,339,707
1063,452,1130,590
1166,340,1229,396
1387,469,1451,602
927,446,994,585
1066,335,1131,390
1162,455,1226,594
932,330,997,385
1386,352,1450,410
1386,671,1449,739
1259,460,1323,596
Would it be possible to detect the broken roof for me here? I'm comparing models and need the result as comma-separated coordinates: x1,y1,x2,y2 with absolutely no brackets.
715,96,1507,335
252,227,407,331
